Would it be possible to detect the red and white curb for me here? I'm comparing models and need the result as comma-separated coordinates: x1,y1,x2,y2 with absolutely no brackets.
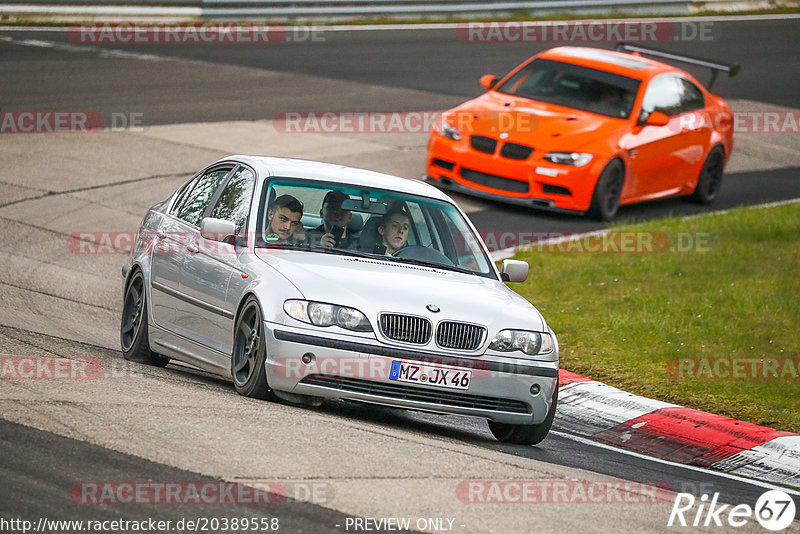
555,369,800,490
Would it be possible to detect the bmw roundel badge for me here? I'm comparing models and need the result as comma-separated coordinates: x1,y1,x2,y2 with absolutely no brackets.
426,304,440,313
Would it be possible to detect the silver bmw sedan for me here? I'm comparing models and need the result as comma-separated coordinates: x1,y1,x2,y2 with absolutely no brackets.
121,156,559,445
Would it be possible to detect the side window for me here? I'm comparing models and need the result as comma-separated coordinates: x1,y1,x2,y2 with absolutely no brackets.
172,167,231,226
641,75,682,118
677,78,705,112
209,167,255,233
171,179,195,217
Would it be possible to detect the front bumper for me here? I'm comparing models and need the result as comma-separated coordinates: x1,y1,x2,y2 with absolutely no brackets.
426,132,607,213
264,324,558,425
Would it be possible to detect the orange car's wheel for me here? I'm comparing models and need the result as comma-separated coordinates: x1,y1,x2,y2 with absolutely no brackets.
587,159,624,221
688,147,724,204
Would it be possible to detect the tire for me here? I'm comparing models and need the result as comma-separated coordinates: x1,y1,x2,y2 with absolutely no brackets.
232,297,278,400
688,147,724,204
587,159,625,221
487,381,558,446
121,270,170,367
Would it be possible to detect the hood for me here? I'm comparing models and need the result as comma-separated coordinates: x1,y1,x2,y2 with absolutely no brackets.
446,91,629,152
255,250,545,332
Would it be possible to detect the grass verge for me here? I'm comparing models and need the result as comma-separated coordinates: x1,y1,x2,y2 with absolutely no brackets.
512,202,800,433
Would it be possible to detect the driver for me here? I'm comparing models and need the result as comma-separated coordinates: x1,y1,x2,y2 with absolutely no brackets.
377,208,410,256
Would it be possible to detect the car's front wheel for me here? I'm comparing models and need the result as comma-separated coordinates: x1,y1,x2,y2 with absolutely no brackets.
121,270,170,367
587,159,624,221
688,147,724,204
232,297,278,400
487,382,558,445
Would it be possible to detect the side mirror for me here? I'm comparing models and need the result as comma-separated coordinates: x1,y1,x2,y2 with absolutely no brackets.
500,259,528,283
644,111,669,127
199,217,236,242
480,74,498,91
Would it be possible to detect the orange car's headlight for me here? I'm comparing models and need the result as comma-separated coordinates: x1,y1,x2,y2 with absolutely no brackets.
436,119,461,141
544,152,593,167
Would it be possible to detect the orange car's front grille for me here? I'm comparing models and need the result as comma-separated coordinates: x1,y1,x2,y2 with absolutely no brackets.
470,135,497,155
469,136,534,162
500,142,534,160
461,168,529,193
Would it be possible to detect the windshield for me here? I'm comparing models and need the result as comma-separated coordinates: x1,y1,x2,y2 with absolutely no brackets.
255,179,497,279
496,58,641,119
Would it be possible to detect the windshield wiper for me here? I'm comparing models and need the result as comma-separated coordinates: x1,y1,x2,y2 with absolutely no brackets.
384,256,478,276
260,242,384,260
260,243,481,275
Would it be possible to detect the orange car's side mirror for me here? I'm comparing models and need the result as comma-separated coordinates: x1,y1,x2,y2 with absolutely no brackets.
644,111,669,127
480,74,498,91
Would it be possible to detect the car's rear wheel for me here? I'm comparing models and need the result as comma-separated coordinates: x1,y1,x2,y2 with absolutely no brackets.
688,147,724,204
121,270,170,367
232,297,278,400
587,159,624,221
487,382,558,445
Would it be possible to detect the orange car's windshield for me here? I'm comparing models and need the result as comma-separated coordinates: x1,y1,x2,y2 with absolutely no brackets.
496,58,641,119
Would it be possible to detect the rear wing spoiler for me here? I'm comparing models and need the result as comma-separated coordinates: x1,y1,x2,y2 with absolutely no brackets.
615,43,740,91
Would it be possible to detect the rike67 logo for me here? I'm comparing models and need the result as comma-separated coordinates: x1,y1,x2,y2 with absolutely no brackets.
669,490,796,531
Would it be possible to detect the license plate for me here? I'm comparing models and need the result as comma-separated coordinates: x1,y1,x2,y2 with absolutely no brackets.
389,360,471,390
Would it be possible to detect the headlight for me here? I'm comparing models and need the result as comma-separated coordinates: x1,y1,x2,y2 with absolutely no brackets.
489,330,555,356
544,152,593,167
437,119,461,141
283,300,372,332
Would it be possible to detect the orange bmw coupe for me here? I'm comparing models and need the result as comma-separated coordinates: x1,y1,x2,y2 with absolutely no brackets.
425,44,739,220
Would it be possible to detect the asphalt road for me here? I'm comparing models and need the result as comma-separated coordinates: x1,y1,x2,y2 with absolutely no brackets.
3,327,797,530
1,16,799,533
2,20,800,226
0,417,378,534
2,18,800,118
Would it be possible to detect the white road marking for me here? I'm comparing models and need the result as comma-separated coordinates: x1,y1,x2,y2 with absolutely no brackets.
4,36,170,61
556,381,678,436
714,436,800,488
550,429,800,496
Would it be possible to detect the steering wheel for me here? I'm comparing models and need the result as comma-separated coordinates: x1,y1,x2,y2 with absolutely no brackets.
394,246,455,266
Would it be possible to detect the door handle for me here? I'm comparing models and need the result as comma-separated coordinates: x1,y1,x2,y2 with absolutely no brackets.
186,243,199,254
